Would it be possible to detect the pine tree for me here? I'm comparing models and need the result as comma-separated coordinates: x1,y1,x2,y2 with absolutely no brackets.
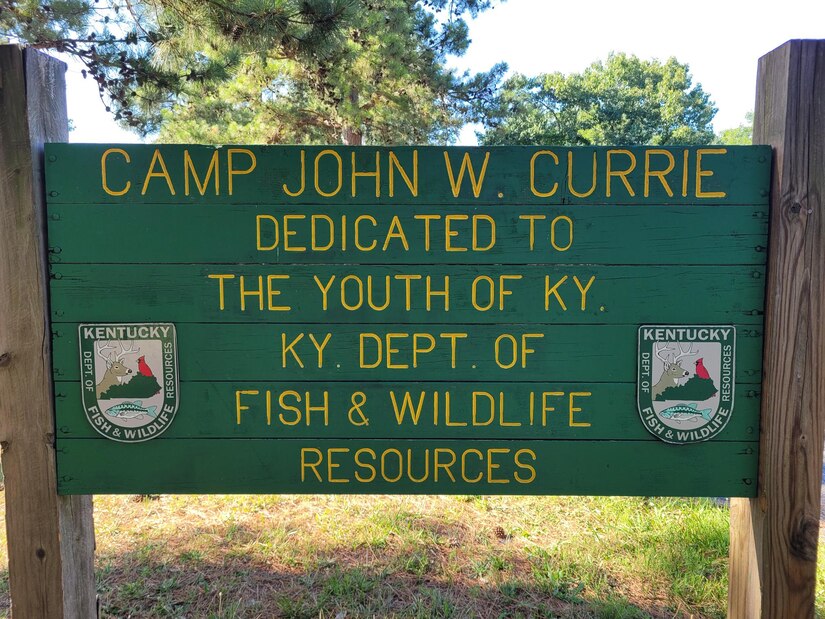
1,0,504,143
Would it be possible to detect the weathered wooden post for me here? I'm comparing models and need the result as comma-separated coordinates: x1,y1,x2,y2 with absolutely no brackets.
729,39,825,618
0,45,97,617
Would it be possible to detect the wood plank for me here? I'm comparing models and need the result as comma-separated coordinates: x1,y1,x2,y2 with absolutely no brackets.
0,45,95,619
728,40,825,619
51,323,765,383
48,264,766,325
53,380,762,441
45,144,771,206
55,438,759,497
45,204,768,265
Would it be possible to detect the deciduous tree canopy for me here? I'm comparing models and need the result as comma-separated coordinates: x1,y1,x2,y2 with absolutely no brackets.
476,53,717,146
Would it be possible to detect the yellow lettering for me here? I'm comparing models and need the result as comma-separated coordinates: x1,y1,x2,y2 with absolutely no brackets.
412,333,435,367
351,151,380,197
300,448,323,482
281,333,305,368
283,149,306,197
256,214,279,251
381,449,403,482
314,275,335,310
227,148,256,195
569,392,592,427
141,149,175,195
444,214,468,251
530,150,560,197
426,276,449,311
487,448,509,483
100,148,131,196
308,333,331,368
266,274,290,311
461,449,484,483
383,216,409,251
573,275,595,310
519,214,545,251
545,275,568,311
472,392,495,426
327,448,349,483
696,148,728,198
514,449,537,483
413,214,439,251
283,214,306,251
354,448,377,482
235,390,258,424
385,333,409,369
606,149,637,197
388,150,418,197
473,215,496,251
311,214,335,251
314,149,343,197
359,333,382,368
355,215,378,251
443,151,490,198
279,391,302,425
240,275,264,311
208,273,235,310
644,149,675,197
568,151,597,198
390,391,426,425
184,149,219,196
434,448,457,482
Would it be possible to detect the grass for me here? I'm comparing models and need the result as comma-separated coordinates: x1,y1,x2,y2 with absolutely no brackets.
0,494,824,617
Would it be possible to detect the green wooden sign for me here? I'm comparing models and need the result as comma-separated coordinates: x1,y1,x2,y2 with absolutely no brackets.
46,144,770,496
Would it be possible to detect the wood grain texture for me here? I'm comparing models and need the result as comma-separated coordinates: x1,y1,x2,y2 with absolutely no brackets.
0,46,96,619
728,40,825,619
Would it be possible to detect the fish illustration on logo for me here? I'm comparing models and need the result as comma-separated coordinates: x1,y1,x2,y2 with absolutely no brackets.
78,323,179,443
637,325,736,444
105,400,158,420
658,403,713,422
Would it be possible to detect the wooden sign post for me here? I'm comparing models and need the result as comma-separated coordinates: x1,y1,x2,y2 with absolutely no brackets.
0,46,96,618
729,39,825,619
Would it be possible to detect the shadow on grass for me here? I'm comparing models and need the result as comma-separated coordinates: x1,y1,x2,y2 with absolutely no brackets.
91,514,696,619
95,551,662,619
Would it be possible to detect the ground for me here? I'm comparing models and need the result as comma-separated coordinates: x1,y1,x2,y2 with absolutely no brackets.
1,493,775,618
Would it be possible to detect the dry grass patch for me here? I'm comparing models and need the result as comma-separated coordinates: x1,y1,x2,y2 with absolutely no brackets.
2,493,825,617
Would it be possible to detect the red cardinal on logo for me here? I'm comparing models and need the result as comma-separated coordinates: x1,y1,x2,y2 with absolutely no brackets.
137,355,155,377
695,358,711,380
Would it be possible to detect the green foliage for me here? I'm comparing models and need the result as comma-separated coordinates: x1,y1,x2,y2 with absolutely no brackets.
1,0,504,143
477,52,717,146
156,1,506,144
1,0,356,132
101,373,161,399
718,112,753,145
656,376,718,402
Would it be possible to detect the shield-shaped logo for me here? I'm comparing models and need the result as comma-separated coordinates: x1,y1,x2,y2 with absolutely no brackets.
78,323,179,443
637,325,735,444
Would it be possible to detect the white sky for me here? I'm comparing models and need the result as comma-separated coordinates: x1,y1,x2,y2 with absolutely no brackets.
66,0,825,144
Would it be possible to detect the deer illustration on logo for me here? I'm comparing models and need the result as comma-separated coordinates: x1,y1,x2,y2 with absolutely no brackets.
95,340,140,398
651,342,697,399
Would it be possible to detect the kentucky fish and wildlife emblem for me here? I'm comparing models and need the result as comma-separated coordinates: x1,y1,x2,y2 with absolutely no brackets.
79,323,179,442
637,326,735,444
